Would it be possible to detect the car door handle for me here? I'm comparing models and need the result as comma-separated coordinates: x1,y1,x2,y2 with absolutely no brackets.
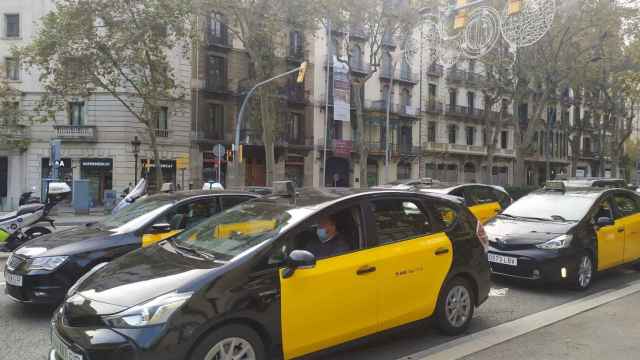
617,228,625,233
494,208,501,213
356,265,376,276
435,247,450,256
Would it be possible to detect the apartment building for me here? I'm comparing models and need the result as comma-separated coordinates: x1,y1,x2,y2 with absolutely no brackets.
0,1,192,210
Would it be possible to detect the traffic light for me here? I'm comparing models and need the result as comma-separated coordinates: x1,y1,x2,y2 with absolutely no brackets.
454,0,467,30
238,144,244,163
507,0,522,16
296,61,308,84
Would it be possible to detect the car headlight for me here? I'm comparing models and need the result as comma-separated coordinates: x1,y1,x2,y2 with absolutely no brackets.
66,262,109,298
26,256,68,271
536,234,573,250
104,292,193,328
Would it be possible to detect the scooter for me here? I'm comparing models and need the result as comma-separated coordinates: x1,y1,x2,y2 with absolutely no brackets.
0,182,71,252
112,178,147,214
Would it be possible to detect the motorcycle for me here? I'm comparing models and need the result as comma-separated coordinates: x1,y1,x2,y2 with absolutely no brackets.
19,188,41,206
0,182,71,252
112,178,147,214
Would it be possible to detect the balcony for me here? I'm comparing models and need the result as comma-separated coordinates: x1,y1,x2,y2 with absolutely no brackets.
423,142,487,155
1,124,29,140
204,79,230,95
191,130,226,145
54,125,97,142
284,83,307,105
379,68,394,80
398,104,418,118
397,70,419,84
349,26,368,39
446,68,466,84
466,72,486,87
207,30,230,49
425,101,444,114
426,64,444,78
366,100,388,112
350,62,370,76
382,32,395,47
276,135,313,148
153,128,169,138
366,142,419,156
288,46,305,62
495,148,516,157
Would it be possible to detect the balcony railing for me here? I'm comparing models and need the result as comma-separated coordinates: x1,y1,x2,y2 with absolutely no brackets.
350,62,370,75
427,64,444,77
207,30,230,48
366,142,419,155
425,101,444,113
398,104,418,117
205,79,229,93
54,125,97,142
397,70,418,84
423,142,488,155
153,128,169,138
446,68,466,83
191,130,225,144
276,135,313,147
495,148,516,156
285,84,307,104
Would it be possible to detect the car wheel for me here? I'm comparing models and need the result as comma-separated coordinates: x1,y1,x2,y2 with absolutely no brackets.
435,277,475,335
25,226,51,239
572,253,594,291
190,324,266,360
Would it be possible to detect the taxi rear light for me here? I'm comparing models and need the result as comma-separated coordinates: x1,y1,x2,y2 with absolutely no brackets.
476,221,489,252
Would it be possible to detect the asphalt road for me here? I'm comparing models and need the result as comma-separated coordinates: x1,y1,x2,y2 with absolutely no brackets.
2,248,640,360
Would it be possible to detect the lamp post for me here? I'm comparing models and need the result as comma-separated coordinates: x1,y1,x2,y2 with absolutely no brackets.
131,136,141,184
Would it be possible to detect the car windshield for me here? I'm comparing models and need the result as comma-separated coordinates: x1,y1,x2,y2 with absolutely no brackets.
501,194,595,222
99,197,175,230
173,200,311,260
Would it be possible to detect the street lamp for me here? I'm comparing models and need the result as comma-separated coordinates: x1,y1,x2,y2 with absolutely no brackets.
131,136,141,184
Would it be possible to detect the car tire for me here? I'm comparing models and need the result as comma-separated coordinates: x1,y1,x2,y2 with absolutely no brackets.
572,253,594,291
435,277,475,336
190,324,266,360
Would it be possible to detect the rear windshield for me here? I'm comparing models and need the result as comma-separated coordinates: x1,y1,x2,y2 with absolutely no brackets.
100,197,174,229
501,193,595,222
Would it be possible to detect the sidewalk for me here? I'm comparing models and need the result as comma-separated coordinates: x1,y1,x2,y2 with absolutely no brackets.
463,291,640,360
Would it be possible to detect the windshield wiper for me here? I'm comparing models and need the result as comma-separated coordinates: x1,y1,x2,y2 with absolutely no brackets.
169,240,216,260
518,216,551,222
498,213,517,219
550,215,567,221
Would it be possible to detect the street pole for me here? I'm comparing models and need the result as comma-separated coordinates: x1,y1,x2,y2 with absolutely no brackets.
385,62,396,184
134,154,138,184
233,64,307,186
322,20,331,187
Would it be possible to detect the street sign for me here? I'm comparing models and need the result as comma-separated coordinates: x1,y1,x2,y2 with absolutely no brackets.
333,140,353,158
213,144,226,158
176,155,189,170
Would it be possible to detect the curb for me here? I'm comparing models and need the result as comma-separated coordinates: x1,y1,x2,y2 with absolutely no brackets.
0,252,10,259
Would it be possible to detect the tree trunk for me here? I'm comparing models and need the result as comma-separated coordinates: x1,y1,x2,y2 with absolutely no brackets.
353,83,368,188
259,88,276,186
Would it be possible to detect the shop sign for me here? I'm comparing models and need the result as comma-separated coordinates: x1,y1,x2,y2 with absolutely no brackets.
176,156,189,170
81,159,113,168
333,140,352,158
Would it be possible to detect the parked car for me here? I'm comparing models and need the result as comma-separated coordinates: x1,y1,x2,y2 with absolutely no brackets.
50,183,490,360
561,177,628,189
4,190,258,305
377,180,512,224
485,181,640,290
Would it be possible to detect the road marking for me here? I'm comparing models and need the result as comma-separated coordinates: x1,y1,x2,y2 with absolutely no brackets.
488,288,508,297
397,280,640,360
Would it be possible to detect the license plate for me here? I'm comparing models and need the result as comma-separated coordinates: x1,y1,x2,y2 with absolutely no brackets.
52,331,83,360
5,271,22,287
488,253,518,266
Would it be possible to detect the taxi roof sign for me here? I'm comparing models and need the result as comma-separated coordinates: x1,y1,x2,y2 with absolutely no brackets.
544,180,566,192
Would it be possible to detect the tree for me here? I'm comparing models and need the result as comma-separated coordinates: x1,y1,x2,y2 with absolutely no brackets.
0,79,29,150
325,0,420,188
17,0,194,188
203,0,323,187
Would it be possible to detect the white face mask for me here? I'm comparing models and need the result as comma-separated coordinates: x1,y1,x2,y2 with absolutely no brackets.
316,227,330,243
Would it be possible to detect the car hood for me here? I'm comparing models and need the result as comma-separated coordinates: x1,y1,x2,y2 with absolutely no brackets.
76,243,224,309
15,224,131,257
484,217,575,246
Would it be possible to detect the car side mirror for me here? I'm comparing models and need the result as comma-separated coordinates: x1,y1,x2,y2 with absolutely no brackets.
281,250,316,279
596,217,614,228
150,223,172,233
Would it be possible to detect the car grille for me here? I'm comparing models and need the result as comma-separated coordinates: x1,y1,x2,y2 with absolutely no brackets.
489,240,534,251
6,254,25,271
62,303,105,327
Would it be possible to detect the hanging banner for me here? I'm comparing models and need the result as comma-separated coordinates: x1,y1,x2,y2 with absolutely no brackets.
333,56,351,122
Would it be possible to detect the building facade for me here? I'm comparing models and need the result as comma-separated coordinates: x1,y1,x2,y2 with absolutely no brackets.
0,1,192,210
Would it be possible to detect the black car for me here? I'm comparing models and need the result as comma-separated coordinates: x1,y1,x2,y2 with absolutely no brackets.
50,183,490,360
4,190,257,305
485,181,640,290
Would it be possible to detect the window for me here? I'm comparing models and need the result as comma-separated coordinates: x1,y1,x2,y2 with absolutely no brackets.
449,89,457,107
428,83,437,99
68,102,85,126
547,105,557,126
291,205,363,259
207,55,226,90
369,199,432,245
500,131,508,149
5,14,19,38
332,120,342,140
350,45,363,69
220,196,253,210
467,91,475,110
400,88,411,107
583,137,591,154
5,58,19,81
428,121,437,142
448,124,457,144
435,203,458,228
154,106,169,136
465,126,475,146
466,186,498,205
397,162,411,180
288,113,303,142
382,84,390,103
400,58,411,79
209,12,227,41
469,59,476,73
612,194,640,218
382,51,392,76
289,31,303,56
208,103,224,139
518,103,528,123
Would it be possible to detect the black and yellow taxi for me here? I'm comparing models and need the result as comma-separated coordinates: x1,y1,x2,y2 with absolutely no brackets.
4,190,257,305
485,181,640,290
49,182,490,360
377,180,512,224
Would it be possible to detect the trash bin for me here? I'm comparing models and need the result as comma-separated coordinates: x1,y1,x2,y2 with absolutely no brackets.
72,179,90,215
